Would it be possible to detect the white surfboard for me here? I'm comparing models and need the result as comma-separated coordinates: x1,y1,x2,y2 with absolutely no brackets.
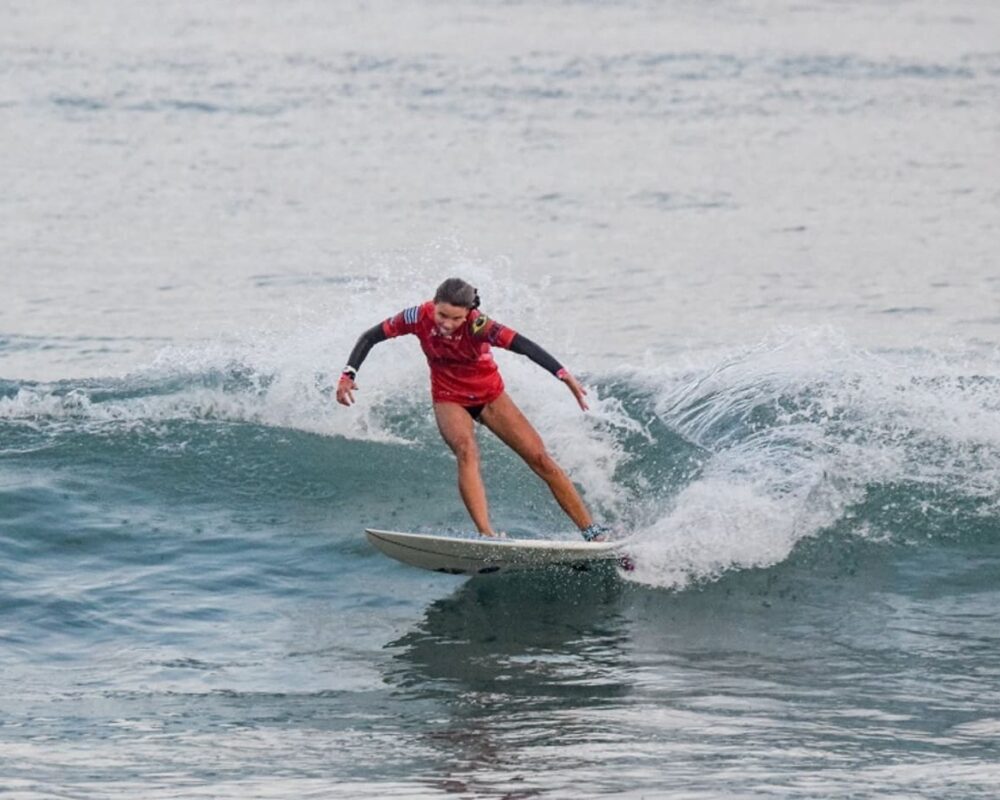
365,528,623,575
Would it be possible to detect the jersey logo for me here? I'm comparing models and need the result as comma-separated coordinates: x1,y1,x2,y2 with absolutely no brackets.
403,306,420,325
470,314,489,336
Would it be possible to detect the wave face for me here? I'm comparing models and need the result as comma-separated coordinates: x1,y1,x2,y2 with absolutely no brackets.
4,328,998,592
5,329,1000,795
4,334,1000,799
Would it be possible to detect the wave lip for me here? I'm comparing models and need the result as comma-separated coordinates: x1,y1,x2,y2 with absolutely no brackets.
623,330,1000,589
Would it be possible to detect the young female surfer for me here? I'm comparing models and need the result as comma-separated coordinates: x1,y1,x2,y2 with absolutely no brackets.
336,277,607,541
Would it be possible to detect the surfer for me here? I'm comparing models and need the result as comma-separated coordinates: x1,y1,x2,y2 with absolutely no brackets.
337,277,608,541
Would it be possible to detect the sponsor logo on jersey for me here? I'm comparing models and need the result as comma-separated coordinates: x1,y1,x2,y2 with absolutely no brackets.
471,315,489,336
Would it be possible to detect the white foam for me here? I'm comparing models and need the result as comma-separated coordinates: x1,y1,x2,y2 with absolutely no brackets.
623,328,1000,589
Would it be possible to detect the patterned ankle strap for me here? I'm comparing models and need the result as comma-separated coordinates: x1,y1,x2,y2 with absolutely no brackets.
582,524,608,541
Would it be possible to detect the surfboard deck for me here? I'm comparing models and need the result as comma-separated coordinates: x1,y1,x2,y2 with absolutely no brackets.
365,528,626,575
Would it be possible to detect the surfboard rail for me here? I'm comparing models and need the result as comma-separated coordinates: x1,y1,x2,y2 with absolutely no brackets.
365,528,623,575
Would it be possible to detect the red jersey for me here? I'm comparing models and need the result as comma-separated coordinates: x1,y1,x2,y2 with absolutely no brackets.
382,301,518,405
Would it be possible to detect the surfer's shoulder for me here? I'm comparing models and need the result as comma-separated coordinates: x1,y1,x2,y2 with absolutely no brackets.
469,309,492,337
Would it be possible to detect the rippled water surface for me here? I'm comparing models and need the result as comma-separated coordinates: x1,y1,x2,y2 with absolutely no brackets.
3,0,1000,797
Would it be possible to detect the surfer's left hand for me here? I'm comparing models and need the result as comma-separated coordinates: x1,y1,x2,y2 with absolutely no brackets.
560,371,589,411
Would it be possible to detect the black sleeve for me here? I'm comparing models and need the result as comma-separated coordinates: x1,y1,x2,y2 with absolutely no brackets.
508,333,564,377
345,324,388,374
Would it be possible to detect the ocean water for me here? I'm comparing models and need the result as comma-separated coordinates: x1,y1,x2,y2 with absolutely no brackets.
3,0,1000,797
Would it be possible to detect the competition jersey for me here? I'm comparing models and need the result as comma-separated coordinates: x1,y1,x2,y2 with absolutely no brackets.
382,301,517,405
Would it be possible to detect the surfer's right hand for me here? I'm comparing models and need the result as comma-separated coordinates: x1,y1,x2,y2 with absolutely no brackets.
559,370,589,412
336,376,357,406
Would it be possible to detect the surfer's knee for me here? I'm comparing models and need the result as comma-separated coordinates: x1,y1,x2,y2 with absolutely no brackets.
525,448,558,477
451,437,480,464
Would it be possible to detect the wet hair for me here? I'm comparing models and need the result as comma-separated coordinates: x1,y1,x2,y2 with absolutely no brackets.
433,277,480,309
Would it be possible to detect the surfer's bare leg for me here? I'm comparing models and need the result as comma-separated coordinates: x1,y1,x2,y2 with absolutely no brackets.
433,402,495,535
479,392,593,530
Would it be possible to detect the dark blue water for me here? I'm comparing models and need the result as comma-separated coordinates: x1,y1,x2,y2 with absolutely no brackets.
2,349,999,796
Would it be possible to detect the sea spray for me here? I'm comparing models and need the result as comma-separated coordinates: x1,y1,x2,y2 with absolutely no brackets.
624,329,1000,588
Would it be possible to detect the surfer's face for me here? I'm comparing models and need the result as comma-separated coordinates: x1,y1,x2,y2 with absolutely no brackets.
433,302,469,335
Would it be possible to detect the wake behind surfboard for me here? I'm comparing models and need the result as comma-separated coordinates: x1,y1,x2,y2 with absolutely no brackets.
365,528,631,575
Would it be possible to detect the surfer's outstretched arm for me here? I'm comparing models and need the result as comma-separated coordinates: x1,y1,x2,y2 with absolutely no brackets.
336,324,388,406
506,333,589,412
